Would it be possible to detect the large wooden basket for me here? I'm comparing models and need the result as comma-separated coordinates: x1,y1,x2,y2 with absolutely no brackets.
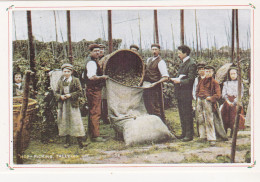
13,97,37,152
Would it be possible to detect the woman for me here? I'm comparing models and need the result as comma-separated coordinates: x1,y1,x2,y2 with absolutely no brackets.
55,63,86,148
221,67,245,137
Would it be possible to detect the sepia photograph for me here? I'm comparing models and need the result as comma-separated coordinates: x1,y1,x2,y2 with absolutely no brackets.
10,5,252,166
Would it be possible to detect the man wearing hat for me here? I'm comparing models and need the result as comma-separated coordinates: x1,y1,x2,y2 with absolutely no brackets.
192,62,206,100
171,45,197,142
143,43,169,121
84,44,108,142
195,65,222,146
130,44,139,53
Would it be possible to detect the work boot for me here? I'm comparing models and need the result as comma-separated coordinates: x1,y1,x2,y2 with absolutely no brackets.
209,141,216,146
64,135,71,148
77,137,90,149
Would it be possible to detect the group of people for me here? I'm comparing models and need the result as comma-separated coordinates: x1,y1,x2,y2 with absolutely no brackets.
13,43,244,149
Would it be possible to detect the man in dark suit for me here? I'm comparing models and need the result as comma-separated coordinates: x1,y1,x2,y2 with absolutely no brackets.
171,45,197,141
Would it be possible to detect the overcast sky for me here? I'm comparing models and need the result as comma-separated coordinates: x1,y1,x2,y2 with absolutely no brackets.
12,9,251,50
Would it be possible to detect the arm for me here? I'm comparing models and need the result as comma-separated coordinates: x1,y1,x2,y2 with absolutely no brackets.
192,78,198,100
180,62,197,86
69,78,83,100
207,80,221,103
150,60,169,87
87,61,108,81
54,79,63,101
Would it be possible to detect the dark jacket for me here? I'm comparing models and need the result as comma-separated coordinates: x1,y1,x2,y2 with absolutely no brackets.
55,76,83,109
175,58,197,100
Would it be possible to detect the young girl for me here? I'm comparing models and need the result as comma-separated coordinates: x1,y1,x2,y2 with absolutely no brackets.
221,67,245,137
55,63,86,148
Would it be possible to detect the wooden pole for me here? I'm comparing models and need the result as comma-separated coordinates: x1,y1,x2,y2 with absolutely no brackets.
171,23,175,60
195,10,199,58
16,70,32,164
67,10,73,63
108,10,113,53
180,10,184,45
154,10,159,44
231,9,235,63
27,11,37,92
138,12,142,56
231,9,242,163
198,21,202,57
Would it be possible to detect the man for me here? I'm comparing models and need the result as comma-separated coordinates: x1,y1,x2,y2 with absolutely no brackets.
130,44,139,53
196,65,222,146
143,43,169,121
171,45,196,141
98,44,110,125
192,62,206,100
85,44,108,142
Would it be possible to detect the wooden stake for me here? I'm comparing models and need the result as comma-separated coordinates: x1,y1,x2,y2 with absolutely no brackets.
231,9,235,63
195,10,199,58
138,12,142,56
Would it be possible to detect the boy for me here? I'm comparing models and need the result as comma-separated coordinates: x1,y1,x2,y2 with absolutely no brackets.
13,72,23,96
196,65,221,146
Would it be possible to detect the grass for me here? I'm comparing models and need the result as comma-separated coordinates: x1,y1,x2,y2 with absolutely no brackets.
16,109,251,164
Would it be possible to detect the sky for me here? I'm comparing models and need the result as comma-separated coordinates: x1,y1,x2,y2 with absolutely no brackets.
12,9,251,50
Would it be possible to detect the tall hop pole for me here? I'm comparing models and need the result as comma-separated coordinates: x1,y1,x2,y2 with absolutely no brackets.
231,9,235,63
231,9,242,163
67,10,73,63
154,10,159,44
180,10,185,45
26,11,37,91
108,10,113,53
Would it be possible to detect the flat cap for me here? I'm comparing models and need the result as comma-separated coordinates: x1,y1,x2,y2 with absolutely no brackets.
61,63,73,70
197,62,206,69
151,43,160,49
130,44,139,51
99,44,106,48
205,65,215,71
89,44,100,51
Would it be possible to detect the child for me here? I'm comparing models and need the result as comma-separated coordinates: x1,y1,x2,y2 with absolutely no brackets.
221,67,245,137
55,63,86,149
13,72,23,96
196,65,221,146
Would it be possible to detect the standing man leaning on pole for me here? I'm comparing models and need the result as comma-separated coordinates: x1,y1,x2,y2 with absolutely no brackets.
171,45,197,142
143,43,169,121
85,44,108,142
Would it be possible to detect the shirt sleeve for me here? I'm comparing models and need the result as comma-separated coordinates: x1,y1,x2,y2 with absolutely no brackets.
86,61,97,78
222,82,228,101
158,60,169,77
192,77,198,100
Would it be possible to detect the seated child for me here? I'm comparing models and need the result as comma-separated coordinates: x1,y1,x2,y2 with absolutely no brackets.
196,65,221,146
13,72,23,96
55,63,86,149
221,67,245,137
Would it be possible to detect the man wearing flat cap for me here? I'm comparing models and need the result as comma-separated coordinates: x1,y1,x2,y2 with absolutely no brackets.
143,43,169,121
84,44,108,142
171,45,197,142
130,44,139,53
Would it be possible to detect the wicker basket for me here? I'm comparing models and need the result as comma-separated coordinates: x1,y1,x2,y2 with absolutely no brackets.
101,49,145,87
13,97,37,152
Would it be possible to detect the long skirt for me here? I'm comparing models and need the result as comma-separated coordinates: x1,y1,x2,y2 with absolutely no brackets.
57,99,85,137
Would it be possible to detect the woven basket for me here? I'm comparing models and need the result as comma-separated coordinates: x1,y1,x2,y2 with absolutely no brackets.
215,63,233,84
101,49,145,87
13,97,37,152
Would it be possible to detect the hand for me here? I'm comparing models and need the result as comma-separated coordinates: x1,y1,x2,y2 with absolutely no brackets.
171,78,180,84
150,82,158,88
103,75,109,80
206,97,211,101
61,95,66,100
65,94,71,99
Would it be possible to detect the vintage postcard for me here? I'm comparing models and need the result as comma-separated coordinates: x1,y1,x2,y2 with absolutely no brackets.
0,0,260,179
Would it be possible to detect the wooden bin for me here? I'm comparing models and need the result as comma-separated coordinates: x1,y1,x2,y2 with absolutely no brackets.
13,97,37,152
100,49,145,87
